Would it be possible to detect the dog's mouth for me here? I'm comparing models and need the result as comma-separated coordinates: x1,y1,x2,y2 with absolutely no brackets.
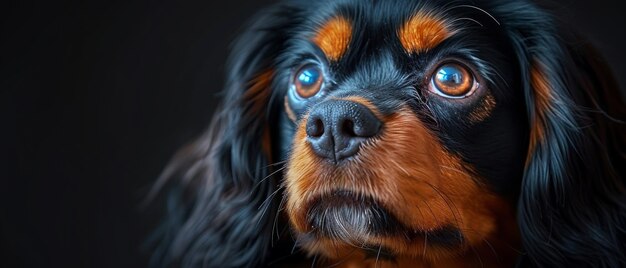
304,190,464,250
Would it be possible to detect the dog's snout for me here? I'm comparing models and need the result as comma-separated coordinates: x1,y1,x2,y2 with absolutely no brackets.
306,100,381,162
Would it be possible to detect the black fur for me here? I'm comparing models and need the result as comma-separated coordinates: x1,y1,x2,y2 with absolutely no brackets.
148,0,626,267
146,4,295,267
493,2,626,266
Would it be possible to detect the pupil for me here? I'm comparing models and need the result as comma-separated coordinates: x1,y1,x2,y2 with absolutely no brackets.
436,65,463,85
298,68,319,86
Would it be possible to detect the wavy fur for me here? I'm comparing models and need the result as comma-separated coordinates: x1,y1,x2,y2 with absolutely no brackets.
148,1,626,267
490,2,626,266
146,4,300,267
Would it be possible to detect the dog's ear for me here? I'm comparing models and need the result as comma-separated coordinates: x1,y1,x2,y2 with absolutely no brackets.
494,2,626,266
146,4,296,267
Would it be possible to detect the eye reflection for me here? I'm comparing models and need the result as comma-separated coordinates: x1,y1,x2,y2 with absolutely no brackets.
431,63,474,98
294,65,323,98
298,68,319,85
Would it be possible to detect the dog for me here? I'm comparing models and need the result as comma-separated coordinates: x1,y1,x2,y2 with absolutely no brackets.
148,0,626,267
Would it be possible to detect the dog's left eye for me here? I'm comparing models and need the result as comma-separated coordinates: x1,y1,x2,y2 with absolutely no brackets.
294,65,324,98
430,63,476,98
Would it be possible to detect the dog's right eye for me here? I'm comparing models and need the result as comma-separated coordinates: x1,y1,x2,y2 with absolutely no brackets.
294,65,323,98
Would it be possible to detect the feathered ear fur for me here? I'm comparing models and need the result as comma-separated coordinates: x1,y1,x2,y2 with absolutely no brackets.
493,2,626,266
146,4,296,267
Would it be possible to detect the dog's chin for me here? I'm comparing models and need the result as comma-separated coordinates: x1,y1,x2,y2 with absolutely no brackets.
306,191,399,241
303,191,465,254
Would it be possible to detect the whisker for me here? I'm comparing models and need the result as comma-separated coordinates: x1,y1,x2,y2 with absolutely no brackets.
482,238,500,265
251,165,286,193
446,5,500,25
423,181,463,228
272,193,288,246
375,243,383,268
256,185,284,228
291,235,301,254
470,244,485,268
416,97,440,128
450,17,484,27
266,160,288,167
311,254,318,268
259,185,284,211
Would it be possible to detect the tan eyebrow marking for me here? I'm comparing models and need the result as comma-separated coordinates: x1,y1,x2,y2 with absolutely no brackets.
398,11,455,53
312,16,352,61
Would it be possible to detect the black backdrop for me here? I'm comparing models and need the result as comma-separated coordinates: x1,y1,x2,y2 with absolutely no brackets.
2,0,624,267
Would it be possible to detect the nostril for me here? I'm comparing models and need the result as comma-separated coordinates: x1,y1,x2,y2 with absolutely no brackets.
340,119,357,137
307,117,325,137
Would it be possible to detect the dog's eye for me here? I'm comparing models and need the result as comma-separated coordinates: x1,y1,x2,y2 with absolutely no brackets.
294,65,323,98
430,63,476,98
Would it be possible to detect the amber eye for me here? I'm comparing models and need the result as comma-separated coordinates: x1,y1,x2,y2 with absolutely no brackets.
294,65,323,98
430,63,475,98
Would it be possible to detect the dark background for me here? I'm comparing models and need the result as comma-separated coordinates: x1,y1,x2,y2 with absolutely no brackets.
2,0,624,267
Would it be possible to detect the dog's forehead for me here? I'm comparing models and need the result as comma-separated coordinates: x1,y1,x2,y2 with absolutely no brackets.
303,0,458,60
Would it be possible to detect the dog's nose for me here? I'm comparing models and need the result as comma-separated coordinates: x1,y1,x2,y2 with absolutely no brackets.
306,100,381,162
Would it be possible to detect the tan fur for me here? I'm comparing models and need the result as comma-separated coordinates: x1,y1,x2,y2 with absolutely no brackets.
243,70,274,159
468,93,497,123
398,11,455,53
312,17,352,61
243,70,274,116
285,105,519,267
527,60,553,164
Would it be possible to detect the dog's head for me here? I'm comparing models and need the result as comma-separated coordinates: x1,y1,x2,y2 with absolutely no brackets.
149,0,626,267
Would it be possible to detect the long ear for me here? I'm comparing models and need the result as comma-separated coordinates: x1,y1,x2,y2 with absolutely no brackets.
493,2,626,266
146,4,296,267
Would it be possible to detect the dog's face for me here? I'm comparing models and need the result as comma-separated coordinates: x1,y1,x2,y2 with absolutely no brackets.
152,0,626,267
276,0,526,263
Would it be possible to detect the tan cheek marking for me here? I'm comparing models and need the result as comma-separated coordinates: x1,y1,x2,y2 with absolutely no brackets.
399,11,454,53
468,93,497,123
285,114,320,231
528,60,554,164
312,16,352,61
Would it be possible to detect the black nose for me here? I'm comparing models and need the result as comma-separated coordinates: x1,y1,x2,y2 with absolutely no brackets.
306,100,382,162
